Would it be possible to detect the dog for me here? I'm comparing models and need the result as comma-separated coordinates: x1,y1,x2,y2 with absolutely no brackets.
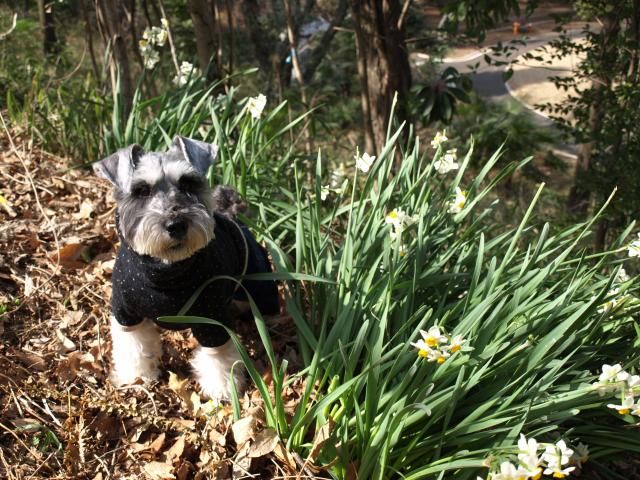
93,136,279,401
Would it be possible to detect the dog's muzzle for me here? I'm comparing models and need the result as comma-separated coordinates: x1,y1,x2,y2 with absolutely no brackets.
166,218,188,239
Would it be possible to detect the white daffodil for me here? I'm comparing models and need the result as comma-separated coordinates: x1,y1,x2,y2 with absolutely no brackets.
517,434,543,480
599,363,624,383
631,404,640,416
446,335,466,353
398,244,408,257
517,434,540,465
420,326,447,347
627,375,640,389
628,233,640,257
247,93,267,119
356,152,376,173
430,130,448,149
434,149,459,174
427,348,450,364
491,461,530,480
320,185,330,201
331,162,348,188
616,369,630,382
173,61,199,86
570,443,589,468
542,464,575,479
542,440,575,479
385,208,407,230
449,187,467,214
411,339,432,359
161,18,169,29
607,396,635,415
141,47,160,69
617,267,630,283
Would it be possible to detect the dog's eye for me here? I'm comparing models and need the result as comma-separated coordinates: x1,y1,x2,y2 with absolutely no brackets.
178,176,202,193
132,183,151,197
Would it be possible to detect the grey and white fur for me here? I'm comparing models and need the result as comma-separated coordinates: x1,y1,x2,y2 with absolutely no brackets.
94,136,269,401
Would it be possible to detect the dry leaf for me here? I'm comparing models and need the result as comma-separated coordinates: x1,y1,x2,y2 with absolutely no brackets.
232,440,252,479
53,243,88,270
73,199,94,220
143,461,175,480
149,433,166,454
231,415,257,446
168,371,196,412
308,418,335,462
272,442,297,470
248,428,279,458
56,326,76,352
164,435,186,465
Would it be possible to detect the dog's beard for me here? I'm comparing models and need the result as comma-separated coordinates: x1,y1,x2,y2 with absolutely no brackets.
128,206,215,263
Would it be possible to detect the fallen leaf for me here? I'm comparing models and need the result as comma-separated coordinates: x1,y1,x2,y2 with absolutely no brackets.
232,440,252,478
168,371,196,413
143,461,175,480
53,243,88,270
232,415,257,446
56,326,76,352
164,435,186,465
248,428,279,458
149,432,166,454
73,199,94,220
273,442,296,470
308,418,335,462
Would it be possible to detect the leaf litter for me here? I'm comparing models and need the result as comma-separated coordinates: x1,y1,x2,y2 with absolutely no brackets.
0,132,315,479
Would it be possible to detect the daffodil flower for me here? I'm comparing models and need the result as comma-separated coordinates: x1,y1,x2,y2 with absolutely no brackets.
542,441,575,478
356,152,376,173
247,94,267,119
430,130,448,149
607,396,635,415
320,185,330,201
420,326,447,347
570,443,589,468
599,363,624,383
331,162,348,188
491,461,530,480
427,349,450,364
174,61,199,86
542,465,575,479
446,335,466,353
434,149,459,174
617,267,630,283
411,339,432,358
628,233,640,257
449,187,467,214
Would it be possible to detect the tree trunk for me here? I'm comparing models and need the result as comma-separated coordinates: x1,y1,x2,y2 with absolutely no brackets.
350,0,411,155
95,0,134,122
188,0,219,80
37,0,59,55
567,14,620,216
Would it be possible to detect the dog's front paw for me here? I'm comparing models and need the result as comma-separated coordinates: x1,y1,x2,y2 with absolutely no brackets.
110,317,162,386
191,342,246,402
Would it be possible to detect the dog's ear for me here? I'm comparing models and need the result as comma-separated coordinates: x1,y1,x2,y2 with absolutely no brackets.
173,136,218,176
93,144,144,189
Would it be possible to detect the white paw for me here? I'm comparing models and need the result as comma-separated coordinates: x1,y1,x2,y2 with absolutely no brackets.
191,342,246,401
110,316,162,386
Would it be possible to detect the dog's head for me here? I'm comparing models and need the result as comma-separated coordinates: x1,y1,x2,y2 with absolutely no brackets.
94,136,217,263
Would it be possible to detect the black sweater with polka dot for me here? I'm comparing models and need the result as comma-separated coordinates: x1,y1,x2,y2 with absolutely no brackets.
111,213,278,347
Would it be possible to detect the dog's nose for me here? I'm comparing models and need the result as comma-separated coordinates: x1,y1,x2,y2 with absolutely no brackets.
166,218,188,239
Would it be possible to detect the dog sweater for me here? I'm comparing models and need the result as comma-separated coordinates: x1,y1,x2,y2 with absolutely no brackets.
111,213,278,347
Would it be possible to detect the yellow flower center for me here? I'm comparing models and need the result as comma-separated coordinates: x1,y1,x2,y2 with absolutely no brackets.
552,473,566,479
418,349,428,358
532,470,542,480
388,211,398,219
437,356,446,364
619,408,630,415
450,345,461,353
425,336,438,347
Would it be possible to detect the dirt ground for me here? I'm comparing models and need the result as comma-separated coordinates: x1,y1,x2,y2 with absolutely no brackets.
0,130,307,479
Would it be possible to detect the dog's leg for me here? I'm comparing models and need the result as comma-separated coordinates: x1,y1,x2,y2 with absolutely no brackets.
110,316,162,386
191,340,245,401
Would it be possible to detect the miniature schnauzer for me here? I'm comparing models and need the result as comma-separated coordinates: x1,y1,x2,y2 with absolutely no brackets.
94,136,279,401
